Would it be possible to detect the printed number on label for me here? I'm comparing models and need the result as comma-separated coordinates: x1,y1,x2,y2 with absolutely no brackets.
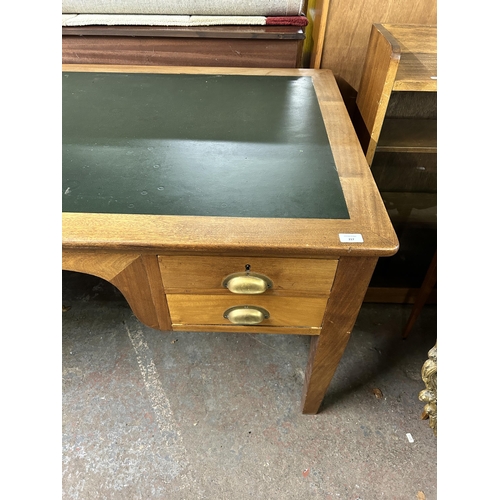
339,233,364,243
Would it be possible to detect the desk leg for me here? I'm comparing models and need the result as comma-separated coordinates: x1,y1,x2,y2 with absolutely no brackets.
301,256,378,414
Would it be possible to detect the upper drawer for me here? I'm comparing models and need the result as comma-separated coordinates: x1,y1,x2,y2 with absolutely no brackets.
158,256,337,296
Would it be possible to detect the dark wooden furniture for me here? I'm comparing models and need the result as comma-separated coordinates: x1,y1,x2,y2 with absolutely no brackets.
62,25,306,68
62,64,398,414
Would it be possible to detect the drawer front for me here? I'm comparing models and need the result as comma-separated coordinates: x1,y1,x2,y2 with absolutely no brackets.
158,256,337,295
167,294,329,328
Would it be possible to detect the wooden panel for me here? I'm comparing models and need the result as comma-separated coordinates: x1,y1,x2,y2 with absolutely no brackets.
158,255,338,295
167,294,329,327
355,24,400,164
62,35,302,68
318,0,437,91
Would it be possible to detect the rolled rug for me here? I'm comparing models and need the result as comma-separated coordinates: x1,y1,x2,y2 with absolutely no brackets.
62,0,306,16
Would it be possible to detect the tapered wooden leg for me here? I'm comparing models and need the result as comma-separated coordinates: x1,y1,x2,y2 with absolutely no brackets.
301,256,378,414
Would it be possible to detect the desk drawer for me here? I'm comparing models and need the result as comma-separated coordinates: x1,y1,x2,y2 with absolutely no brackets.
158,256,337,295
167,294,328,327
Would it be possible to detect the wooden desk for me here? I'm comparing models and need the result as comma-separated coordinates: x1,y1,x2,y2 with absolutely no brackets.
62,65,398,414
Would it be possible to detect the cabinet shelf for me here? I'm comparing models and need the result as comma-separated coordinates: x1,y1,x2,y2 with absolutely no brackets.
377,118,436,153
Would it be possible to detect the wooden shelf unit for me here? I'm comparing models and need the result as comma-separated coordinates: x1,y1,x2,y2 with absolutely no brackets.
356,23,437,164
356,24,437,303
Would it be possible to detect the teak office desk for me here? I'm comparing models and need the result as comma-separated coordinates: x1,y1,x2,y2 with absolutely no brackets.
62,65,398,414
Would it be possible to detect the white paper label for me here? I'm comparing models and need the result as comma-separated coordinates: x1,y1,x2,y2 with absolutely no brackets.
339,233,363,243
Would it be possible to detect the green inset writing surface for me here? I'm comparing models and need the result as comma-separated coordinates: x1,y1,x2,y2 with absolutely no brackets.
62,72,349,219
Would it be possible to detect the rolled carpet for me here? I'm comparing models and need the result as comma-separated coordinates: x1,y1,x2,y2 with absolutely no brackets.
62,0,305,16
62,14,308,27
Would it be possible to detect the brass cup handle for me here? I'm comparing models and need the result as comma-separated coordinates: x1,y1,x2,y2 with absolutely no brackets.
223,306,270,325
222,272,273,294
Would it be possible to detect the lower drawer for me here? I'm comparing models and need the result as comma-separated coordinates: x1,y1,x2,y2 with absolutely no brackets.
167,294,328,328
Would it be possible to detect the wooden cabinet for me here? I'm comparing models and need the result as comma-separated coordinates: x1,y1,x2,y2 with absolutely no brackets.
356,24,437,303
62,25,306,68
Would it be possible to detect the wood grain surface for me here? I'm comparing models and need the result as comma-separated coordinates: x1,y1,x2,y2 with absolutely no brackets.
318,0,437,91
356,24,401,165
63,36,303,68
158,255,338,295
167,294,329,327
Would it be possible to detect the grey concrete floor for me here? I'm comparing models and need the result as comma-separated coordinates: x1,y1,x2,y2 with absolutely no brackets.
62,270,437,500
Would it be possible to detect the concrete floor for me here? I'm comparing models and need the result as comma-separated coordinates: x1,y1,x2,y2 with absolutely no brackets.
62,270,437,500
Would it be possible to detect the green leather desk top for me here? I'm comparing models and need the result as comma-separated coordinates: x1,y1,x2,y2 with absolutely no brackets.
62,71,349,219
